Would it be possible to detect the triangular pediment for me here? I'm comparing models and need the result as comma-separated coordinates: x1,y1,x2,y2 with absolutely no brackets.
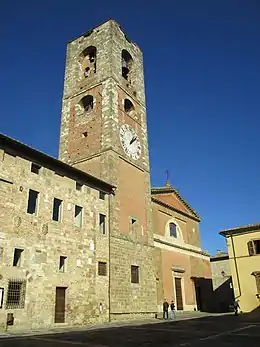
151,186,200,221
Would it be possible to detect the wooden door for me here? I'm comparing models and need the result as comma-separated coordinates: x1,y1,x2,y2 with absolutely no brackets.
175,278,183,310
55,287,66,323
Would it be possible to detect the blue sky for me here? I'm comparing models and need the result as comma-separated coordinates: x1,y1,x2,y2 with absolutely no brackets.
1,1,260,254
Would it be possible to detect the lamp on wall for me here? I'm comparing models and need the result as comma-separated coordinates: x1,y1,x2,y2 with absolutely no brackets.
221,270,226,277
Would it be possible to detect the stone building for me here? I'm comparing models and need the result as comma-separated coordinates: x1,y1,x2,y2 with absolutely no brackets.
0,133,114,330
210,251,234,312
0,19,211,331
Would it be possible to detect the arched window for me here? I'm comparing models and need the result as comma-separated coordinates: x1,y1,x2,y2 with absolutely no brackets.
81,95,93,112
80,46,97,78
122,49,133,81
124,99,134,113
169,222,177,238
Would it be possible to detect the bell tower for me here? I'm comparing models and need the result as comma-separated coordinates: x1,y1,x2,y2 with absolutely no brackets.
59,19,157,319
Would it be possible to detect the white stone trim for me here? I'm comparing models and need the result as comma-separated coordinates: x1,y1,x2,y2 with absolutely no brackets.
165,218,183,242
154,234,209,260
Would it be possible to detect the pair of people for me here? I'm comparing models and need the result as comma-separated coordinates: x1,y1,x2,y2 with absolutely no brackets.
163,299,176,319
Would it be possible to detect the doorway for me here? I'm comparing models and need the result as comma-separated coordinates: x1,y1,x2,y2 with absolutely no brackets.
175,277,183,310
55,287,66,323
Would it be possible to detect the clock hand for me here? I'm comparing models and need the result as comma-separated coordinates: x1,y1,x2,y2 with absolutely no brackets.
129,136,137,145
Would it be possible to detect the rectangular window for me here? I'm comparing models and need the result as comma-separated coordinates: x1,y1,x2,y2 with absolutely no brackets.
99,214,106,234
59,256,67,272
131,265,139,284
76,182,83,191
13,249,23,267
27,189,39,214
98,262,107,276
6,280,26,309
52,198,62,221
99,191,105,200
74,205,83,227
31,163,41,174
248,240,260,256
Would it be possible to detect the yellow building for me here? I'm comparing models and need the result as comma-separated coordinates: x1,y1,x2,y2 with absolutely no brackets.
220,224,260,313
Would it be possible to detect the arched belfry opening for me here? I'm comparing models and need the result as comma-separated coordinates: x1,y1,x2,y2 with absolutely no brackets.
80,46,97,78
81,95,93,112
124,99,135,114
122,49,133,81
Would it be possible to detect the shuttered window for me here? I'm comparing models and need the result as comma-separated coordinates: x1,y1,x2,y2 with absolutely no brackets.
131,265,139,284
256,275,260,294
248,240,260,256
98,262,107,276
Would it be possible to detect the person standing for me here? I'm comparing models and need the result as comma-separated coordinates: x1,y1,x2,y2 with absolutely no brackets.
163,299,169,319
170,300,176,319
234,299,240,316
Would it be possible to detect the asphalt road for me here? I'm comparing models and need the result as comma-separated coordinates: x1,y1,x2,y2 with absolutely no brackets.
0,314,259,347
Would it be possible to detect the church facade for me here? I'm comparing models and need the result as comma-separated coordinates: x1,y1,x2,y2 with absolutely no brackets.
0,20,210,331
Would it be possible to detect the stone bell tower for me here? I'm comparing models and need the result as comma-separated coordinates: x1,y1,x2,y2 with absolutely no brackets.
59,19,157,319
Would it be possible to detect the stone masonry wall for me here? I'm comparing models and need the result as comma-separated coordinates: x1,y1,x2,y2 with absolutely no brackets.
0,149,109,331
58,19,157,319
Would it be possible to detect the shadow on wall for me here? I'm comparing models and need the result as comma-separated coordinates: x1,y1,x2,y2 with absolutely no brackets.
192,277,234,313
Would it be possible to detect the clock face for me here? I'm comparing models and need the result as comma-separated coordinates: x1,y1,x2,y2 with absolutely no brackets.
119,124,141,160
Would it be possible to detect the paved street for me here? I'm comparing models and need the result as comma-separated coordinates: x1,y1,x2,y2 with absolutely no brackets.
0,314,259,346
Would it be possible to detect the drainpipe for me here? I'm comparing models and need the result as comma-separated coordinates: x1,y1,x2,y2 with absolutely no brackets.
230,233,241,298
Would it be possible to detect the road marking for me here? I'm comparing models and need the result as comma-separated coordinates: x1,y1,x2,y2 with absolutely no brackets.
130,327,192,332
178,324,257,346
30,337,109,347
199,324,256,341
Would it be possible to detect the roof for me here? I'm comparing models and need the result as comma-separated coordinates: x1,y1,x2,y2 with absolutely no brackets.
68,19,139,49
210,252,229,261
0,133,115,194
151,184,200,221
220,222,260,236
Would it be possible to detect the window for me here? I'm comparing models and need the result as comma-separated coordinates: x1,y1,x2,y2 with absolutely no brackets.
6,280,26,309
52,198,62,221
74,205,83,227
80,46,97,78
27,189,39,214
169,222,177,238
80,95,94,112
98,262,107,276
99,191,106,200
13,249,23,267
248,240,260,256
59,256,67,273
124,99,134,113
99,214,106,234
122,50,133,81
31,163,41,174
76,182,83,191
131,218,137,227
131,265,139,284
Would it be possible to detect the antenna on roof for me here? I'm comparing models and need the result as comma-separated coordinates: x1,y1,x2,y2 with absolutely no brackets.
165,170,171,187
